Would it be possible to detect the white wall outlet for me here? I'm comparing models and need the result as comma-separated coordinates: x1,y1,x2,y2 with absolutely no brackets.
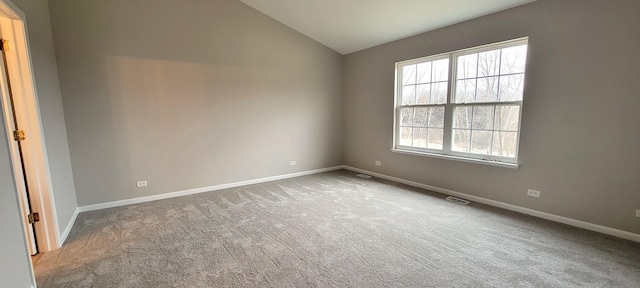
375,161,381,166
136,181,148,188
527,189,540,198
636,210,640,218
290,161,297,166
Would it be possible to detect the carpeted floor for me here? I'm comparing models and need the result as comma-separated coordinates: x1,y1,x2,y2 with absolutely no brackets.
34,170,640,287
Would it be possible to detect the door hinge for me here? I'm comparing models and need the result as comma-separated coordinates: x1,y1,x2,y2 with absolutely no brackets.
1,40,8,51
13,129,25,141
27,212,40,224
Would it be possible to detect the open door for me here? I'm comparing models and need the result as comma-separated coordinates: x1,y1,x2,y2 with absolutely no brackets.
0,3,60,256
0,37,38,255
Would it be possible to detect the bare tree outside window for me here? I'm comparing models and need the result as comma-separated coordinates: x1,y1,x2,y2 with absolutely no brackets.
451,44,527,157
398,58,448,150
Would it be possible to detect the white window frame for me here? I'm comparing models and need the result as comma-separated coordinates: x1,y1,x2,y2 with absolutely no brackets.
392,37,528,168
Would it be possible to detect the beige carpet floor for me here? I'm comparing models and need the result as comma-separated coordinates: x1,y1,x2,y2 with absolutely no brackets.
35,170,640,287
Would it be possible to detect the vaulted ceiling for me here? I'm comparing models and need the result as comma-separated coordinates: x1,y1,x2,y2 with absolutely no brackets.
239,0,536,55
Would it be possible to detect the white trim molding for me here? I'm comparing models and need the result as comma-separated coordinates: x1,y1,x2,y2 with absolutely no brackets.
79,166,344,213
58,207,79,245
75,164,639,244
343,166,640,243
391,148,519,169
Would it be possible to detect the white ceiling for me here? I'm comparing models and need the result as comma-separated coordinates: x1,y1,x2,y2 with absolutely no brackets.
239,0,536,55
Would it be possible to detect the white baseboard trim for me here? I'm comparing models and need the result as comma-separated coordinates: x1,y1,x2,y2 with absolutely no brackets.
78,166,345,213
343,166,640,243
58,207,79,246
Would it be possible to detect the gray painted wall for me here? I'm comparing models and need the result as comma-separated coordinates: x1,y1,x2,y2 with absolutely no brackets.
49,0,344,206
344,0,640,234
10,0,78,238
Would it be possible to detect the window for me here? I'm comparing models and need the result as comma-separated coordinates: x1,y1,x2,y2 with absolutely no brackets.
394,38,528,166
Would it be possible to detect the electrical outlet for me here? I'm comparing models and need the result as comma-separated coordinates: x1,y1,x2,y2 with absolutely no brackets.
375,161,381,166
290,161,297,166
136,181,147,188
636,210,640,218
527,189,540,198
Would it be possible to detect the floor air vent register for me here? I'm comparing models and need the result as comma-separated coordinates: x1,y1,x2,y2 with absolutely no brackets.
356,174,372,179
445,196,470,205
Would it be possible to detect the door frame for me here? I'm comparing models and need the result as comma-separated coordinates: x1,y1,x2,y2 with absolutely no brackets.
0,41,38,255
0,0,60,253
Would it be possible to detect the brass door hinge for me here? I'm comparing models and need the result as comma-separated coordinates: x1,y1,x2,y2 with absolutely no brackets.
13,129,25,141
1,40,8,51
27,212,40,224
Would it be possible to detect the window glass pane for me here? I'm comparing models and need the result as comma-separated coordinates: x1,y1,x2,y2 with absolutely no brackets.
492,131,518,157
428,107,445,128
402,85,416,105
427,128,443,150
403,64,416,85
453,129,471,152
413,128,427,148
494,106,520,131
498,74,524,101
400,108,413,126
478,49,501,77
453,107,472,129
400,127,412,146
417,62,431,84
416,84,430,104
472,106,495,130
455,79,476,103
500,45,527,74
471,130,492,154
413,108,428,127
431,82,448,104
457,53,477,79
432,59,449,82
395,40,526,162
476,76,499,102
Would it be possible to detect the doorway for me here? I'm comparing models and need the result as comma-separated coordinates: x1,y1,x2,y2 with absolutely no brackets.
0,36,38,255
0,0,60,258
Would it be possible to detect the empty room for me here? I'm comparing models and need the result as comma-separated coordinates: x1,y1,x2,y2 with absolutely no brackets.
1,0,639,287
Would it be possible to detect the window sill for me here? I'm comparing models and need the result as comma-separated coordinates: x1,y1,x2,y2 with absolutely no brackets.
391,149,520,169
